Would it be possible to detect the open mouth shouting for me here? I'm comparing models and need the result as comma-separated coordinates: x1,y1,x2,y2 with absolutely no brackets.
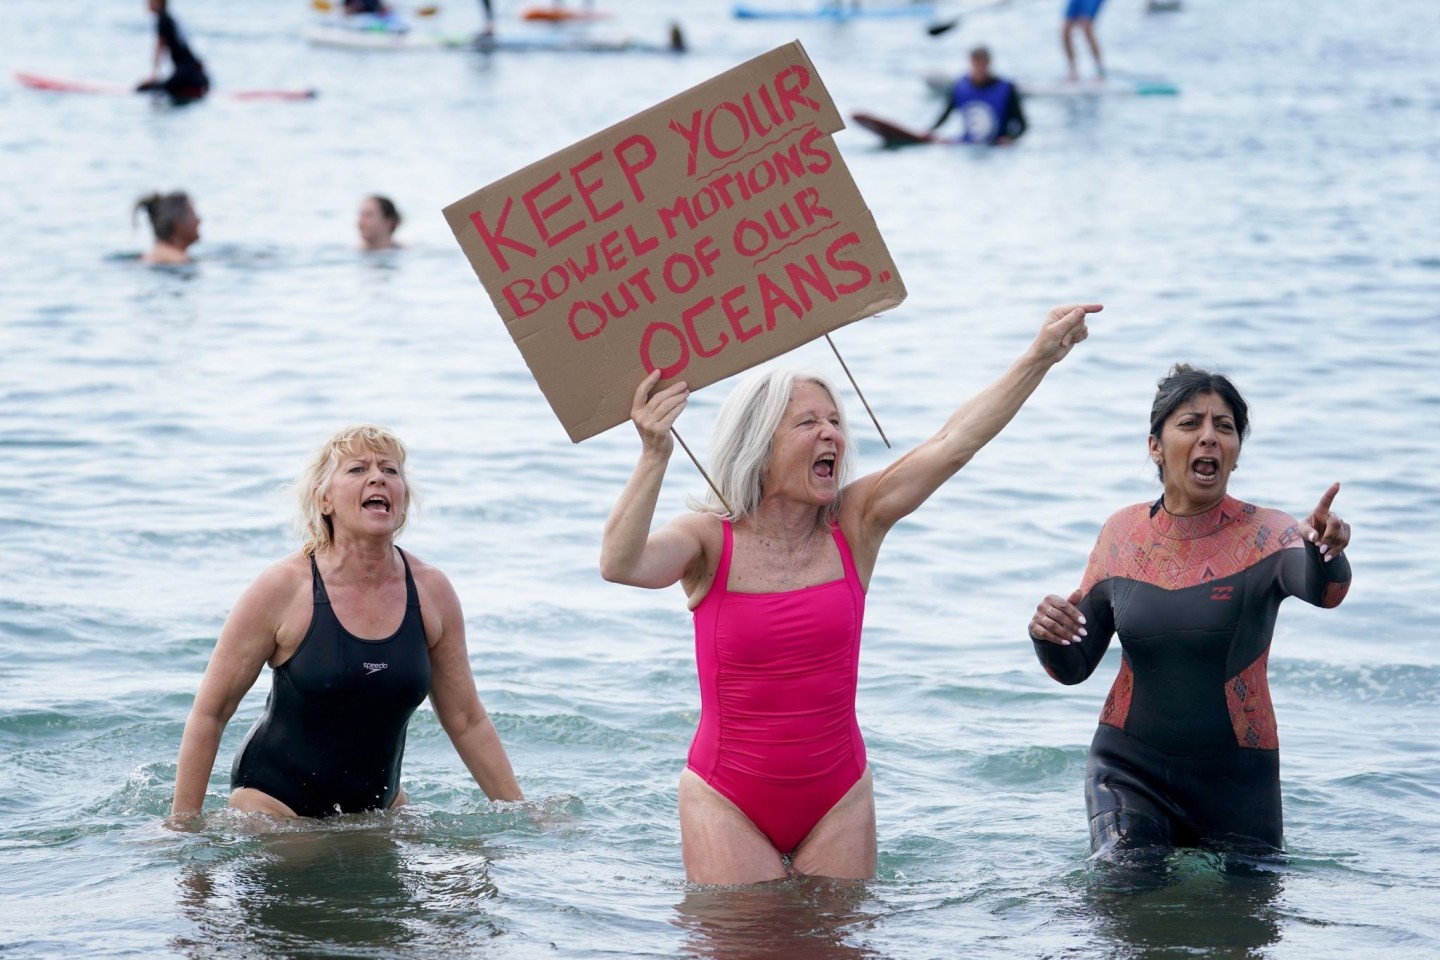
1191,456,1221,484
363,493,392,515
813,452,836,480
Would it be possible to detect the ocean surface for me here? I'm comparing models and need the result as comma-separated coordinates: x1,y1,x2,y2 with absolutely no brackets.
2,0,1438,956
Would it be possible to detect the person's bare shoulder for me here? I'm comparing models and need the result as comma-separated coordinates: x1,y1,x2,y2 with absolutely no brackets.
401,551,463,612
243,552,311,603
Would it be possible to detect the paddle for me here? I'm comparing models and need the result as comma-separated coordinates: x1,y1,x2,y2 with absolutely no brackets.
310,0,440,16
926,15,961,35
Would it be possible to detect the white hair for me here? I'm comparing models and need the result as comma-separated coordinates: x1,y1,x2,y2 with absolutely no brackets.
689,368,855,521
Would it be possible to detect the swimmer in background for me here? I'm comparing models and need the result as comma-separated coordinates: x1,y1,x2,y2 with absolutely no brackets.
358,195,403,252
930,46,1027,146
1062,0,1106,82
135,191,201,265
136,0,209,104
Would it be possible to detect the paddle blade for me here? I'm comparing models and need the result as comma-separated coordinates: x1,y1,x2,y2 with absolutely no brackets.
927,16,960,36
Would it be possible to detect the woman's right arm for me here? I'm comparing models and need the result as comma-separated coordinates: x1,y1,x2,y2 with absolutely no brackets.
170,567,288,819
1028,585,1114,685
1028,519,1117,685
599,370,705,589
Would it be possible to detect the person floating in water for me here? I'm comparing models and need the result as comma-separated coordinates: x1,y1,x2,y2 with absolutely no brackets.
1028,364,1352,863
930,46,1027,145
135,191,200,265
357,195,403,251
136,0,209,104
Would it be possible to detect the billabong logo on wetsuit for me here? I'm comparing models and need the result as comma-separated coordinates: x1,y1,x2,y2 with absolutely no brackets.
363,662,389,675
1210,586,1234,601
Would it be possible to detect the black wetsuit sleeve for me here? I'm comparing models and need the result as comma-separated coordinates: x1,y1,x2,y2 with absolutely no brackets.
1032,579,1115,685
930,100,955,132
1277,541,1352,608
1002,89,1027,140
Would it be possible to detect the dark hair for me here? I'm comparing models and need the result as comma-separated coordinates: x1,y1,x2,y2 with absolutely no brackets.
134,191,192,243
368,195,402,230
1149,363,1250,479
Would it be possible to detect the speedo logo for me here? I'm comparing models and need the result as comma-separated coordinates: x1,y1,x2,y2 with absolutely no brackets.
363,662,389,675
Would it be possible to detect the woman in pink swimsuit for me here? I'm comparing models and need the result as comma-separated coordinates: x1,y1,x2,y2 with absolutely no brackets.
600,302,1100,884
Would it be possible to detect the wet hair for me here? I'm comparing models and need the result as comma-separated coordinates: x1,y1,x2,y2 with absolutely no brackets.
368,195,402,232
134,191,192,243
1149,363,1250,479
691,368,854,521
295,425,415,556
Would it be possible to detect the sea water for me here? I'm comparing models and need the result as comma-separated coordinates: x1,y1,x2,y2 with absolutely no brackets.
2,0,1438,956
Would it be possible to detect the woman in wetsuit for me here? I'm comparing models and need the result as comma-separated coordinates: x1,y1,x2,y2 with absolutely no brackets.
1028,364,1352,860
171,425,522,820
137,0,209,103
602,302,1099,884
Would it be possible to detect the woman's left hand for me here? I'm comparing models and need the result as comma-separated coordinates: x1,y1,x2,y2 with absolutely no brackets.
1300,482,1350,562
1033,303,1102,365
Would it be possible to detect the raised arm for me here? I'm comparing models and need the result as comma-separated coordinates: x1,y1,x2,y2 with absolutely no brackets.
848,303,1100,545
421,566,523,802
1281,483,1352,608
599,370,707,589
170,567,289,818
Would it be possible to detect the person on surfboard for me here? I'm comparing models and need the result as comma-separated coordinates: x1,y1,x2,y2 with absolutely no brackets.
930,46,1027,145
136,0,209,104
1062,0,1106,82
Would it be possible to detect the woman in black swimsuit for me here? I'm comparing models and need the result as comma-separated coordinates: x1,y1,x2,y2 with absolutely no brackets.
171,425,522,819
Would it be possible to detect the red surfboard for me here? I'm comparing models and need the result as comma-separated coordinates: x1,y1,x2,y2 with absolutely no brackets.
851,112,940,147
15,71,316,101
520,6,610,21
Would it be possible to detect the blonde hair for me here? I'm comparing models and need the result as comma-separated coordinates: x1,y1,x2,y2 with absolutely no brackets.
295,424,414,556
690,368,854,521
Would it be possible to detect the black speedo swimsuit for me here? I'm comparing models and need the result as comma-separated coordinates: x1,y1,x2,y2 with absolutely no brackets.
1033,495,1351,857
231,548,432,817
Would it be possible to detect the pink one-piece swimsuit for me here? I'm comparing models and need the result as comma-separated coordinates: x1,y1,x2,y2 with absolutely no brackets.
687,518,868,854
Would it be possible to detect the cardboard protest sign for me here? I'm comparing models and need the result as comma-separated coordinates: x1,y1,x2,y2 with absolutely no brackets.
444,40,906,442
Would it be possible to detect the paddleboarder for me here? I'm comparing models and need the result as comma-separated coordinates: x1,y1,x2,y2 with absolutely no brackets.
930,46,1027,145
136,0,209,103
1062,0,1106,82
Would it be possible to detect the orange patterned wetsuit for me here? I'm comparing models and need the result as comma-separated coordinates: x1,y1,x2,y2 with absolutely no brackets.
1033,495,1351,856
